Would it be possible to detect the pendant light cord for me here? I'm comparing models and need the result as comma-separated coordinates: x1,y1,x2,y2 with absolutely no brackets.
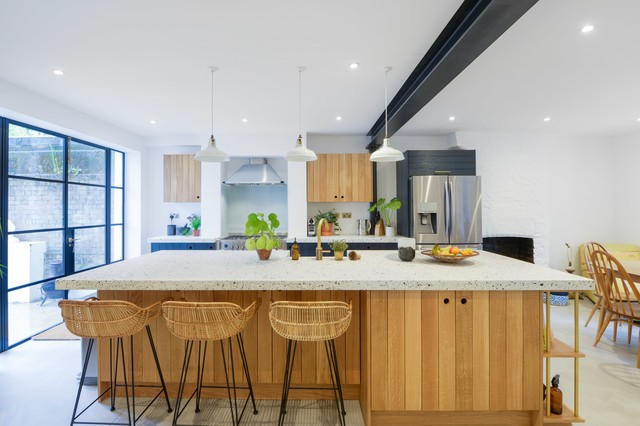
298,66,304,136
210,67,214,136
384,68,389,139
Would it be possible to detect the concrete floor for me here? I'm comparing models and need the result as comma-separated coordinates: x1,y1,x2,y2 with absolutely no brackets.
0,299,639,425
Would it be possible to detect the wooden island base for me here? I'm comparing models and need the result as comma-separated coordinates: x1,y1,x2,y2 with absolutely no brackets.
98,289,543,426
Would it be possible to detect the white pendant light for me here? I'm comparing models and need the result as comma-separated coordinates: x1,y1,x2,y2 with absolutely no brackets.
370,67,404,163
285,66,317,162
195,66,229,162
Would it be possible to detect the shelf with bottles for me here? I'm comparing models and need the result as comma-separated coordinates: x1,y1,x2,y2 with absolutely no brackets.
543,290,584,423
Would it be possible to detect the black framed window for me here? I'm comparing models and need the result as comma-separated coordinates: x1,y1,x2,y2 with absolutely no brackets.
0,118,125,351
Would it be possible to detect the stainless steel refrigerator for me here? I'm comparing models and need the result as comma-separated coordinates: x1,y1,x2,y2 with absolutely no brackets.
409,175,482,250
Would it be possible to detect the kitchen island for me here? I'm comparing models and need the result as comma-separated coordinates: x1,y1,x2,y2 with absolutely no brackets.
57,250,592,426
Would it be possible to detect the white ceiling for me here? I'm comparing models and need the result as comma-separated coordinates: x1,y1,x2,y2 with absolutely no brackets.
0,0,638,145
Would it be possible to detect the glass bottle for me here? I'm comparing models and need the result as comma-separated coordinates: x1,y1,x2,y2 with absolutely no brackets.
550,374,563,415
291,238,300,260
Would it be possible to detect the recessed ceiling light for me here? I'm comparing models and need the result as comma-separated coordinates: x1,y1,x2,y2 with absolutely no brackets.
636,117,640,122
241,118,248,123
53,69,64,76
449,116,456,121
581,24,594,33
336,116,343,121
150,120,157,124
543,117,551,122
349,62,359,69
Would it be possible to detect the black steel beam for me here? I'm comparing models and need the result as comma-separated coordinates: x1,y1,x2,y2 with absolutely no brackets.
366,0,539,150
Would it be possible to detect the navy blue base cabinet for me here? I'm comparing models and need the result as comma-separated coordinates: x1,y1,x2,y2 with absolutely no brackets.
151,242,217,252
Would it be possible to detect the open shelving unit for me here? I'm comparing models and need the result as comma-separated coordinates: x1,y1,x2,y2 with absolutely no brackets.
543,290,585,425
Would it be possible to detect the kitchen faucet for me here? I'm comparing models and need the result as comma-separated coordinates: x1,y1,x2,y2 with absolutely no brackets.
315,218,331,260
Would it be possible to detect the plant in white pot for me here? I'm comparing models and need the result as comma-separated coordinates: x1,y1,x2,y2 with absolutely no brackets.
368,197,402,236
244,212,281,260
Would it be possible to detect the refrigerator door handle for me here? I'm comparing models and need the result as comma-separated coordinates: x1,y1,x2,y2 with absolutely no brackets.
444,179,451,241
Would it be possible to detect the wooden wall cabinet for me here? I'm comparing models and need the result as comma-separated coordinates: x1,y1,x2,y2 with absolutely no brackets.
307,153,373,202
163,154,201,202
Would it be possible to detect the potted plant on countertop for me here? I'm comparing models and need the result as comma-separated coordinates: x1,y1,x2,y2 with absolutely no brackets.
329,239,348,261
188,214,201,237
244,212,281,260
368,197,402,236
314,209,341,236
167,213,178,236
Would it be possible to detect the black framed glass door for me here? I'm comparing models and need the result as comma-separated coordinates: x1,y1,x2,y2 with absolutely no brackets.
0,119,124,351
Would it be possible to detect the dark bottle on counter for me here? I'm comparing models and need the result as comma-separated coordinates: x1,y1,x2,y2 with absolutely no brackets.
291,238,300,260
549,374,563,415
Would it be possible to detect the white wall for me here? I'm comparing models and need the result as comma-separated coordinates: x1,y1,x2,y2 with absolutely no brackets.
455,131,616,268
141,145,202,253
612,132,640,243
0,78,144,259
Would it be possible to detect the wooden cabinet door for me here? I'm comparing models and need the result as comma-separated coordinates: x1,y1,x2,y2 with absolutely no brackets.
163,154,201,202
365,290,541,414
306,153,373,202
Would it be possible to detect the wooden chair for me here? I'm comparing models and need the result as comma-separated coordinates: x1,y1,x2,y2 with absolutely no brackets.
269,300,352,426
590,250,640,368
59,299,172,426
162,300,260,426
583,242,608,328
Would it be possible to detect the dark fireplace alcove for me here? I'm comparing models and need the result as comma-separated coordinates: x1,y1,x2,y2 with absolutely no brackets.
483,236,534,263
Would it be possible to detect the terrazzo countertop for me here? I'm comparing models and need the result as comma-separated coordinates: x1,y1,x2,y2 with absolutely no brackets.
287,235,401,243
57,250,593,292
148,236,220,243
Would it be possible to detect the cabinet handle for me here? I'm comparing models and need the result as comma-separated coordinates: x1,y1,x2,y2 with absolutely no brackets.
196,195,200,199
460,298,467,305
443,298,450,304
334,195,338,199
341,195,344,198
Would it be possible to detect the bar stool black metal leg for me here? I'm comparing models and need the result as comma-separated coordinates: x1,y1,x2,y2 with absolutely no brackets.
129,335,137,425
220,339,238,426
228,337,240,424
330,339,347,417
112,338,119,411
324,341,344,426
109,338,116,411
145,325,173,412
118,337,132,426
279,340,298,426
70,338,94,426
173,340,194,426
236,333,259,415
278,339,293,426
195,341,208,413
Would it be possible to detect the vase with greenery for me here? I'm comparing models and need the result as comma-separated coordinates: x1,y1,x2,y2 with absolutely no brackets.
244,212,281,260
368,197,402,236
329,239,348,261
188,214,201,236
314,209,341,236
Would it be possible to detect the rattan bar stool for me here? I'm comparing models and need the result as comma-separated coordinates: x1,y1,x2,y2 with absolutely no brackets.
59,299,172,426
162,300,260,426
269,300,352,426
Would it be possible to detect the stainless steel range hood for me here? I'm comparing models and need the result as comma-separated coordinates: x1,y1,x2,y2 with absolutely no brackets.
223,158,285,185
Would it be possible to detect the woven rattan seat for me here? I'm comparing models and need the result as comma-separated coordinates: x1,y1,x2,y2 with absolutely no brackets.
162,300,260,426
269,300,352,342
59,298,171,426
270,300,352,426
59,299,162,339
163,300,258,341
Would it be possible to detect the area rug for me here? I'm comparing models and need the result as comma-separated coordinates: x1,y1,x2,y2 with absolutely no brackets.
32,323,79,341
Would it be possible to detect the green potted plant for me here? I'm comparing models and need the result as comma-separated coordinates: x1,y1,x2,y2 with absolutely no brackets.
188,214,201,236
368,197,402,236
329,239,348,261
244,212,281,260
314,209,341,236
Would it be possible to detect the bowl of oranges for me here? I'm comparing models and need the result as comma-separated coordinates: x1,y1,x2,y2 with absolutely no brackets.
421,245,479,263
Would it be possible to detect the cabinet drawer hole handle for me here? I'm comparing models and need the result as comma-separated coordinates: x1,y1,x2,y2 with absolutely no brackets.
443,298,450,304
334,195,338,198
461,298,467,305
